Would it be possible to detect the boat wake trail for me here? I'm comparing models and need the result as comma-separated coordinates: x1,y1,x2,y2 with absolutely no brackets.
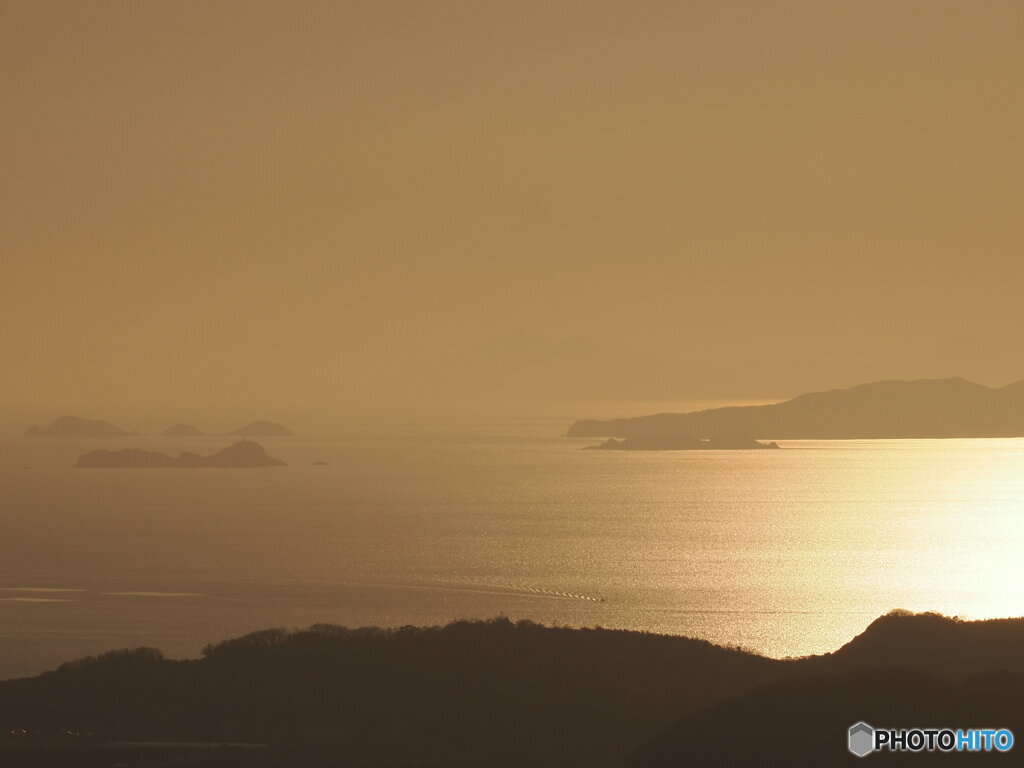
431,576,605,603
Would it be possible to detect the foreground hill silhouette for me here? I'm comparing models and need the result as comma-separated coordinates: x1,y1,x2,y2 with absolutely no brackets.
567,376,1024,439
630,669,1024,767
24,416,136,437
75,441,285,468
0,612,1021,767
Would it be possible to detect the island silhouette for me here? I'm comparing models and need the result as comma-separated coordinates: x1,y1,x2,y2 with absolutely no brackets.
567,376,1024,440
0,611,1021,767
24,416,137,438
229,420,293,437
75,441,285,468
24,417,294,439
159,421,293,437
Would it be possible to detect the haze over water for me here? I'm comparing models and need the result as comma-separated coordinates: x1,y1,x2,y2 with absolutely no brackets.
2,421,1022,681
5,5,1024,764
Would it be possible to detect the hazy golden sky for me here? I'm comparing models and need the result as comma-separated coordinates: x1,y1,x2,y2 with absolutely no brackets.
3,1,1022,413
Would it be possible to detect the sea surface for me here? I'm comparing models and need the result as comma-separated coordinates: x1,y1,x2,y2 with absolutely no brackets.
1,421,1023,680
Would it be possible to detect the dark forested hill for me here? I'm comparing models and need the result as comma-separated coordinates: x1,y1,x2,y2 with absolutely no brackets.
1,612,1023,767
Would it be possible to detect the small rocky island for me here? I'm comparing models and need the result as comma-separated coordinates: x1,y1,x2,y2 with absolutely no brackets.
76,440,286,468
584,433,779,451
25,415,137,437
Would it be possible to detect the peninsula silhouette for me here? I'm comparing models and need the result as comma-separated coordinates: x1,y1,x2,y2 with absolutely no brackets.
584,433,779,451
568,377,1024,440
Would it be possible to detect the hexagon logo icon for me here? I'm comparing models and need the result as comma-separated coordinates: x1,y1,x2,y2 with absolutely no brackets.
849,722,875,757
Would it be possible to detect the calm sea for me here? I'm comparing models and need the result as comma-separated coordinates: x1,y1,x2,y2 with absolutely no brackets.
1,422,1022,680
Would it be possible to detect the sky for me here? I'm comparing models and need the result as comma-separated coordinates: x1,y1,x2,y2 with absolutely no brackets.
2,0,1022,418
